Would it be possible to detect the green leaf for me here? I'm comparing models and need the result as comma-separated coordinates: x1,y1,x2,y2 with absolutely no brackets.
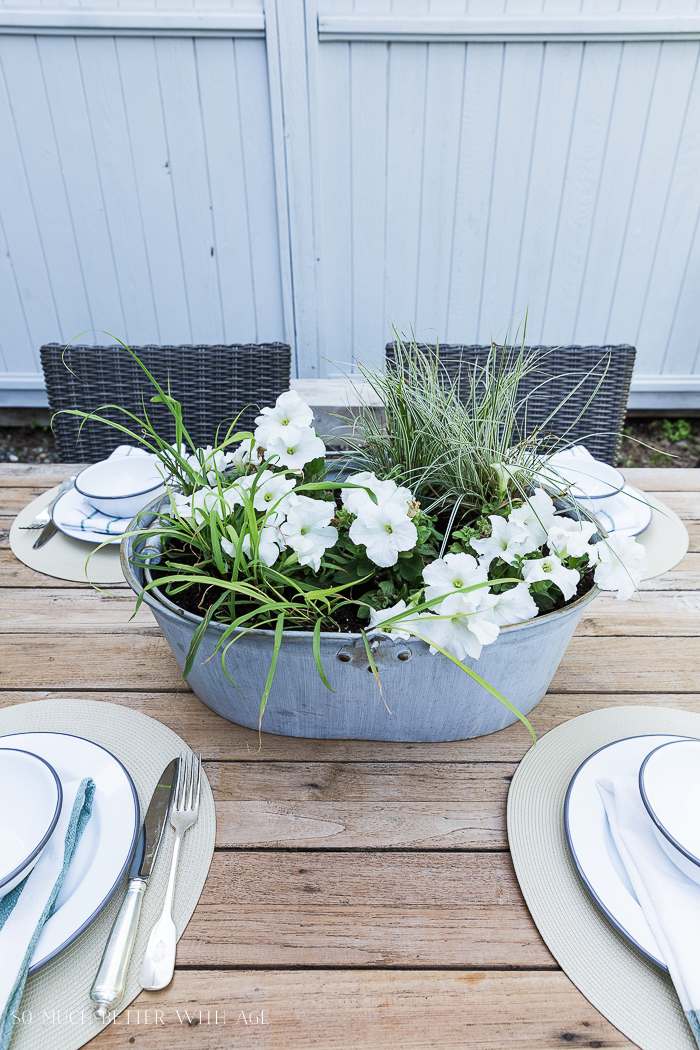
312,618,335,692
259,612,285,729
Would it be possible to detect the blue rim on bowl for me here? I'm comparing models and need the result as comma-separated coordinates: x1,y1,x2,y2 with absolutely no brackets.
74,467,165,504
639,740,700,875
0,748,63,894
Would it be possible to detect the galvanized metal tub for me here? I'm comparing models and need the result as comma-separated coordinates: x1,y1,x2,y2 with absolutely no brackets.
122,507,599,742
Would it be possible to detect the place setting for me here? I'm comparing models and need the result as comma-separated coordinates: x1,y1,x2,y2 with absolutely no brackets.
9,447,166,585
540,445,689,577
509,705,700,1050
0,697,216,1050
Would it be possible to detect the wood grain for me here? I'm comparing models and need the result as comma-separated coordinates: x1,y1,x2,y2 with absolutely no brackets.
208,761,512,849
1,690,699,763
178,852,551,968
2,631,698,693
89,970,636,1049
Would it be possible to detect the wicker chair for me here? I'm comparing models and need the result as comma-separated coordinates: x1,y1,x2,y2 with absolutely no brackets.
40,343,292,463
385,342,636,465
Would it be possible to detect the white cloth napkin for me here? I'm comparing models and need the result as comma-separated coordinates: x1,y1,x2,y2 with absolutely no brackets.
0,777,94,1050
54,445,155,537
598,776,700,1046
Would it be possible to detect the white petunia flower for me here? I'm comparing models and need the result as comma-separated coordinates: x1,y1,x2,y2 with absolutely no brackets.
521,554,580,601
265,427,326,470
227,528,284,568
342,471,413,517
508,488,557,548
349,501,418,567
228,440,254,472
470,515,530,567
592,533,647,601
368,600,414,641
415,590,500,661
280,495,338,571
490,582,539,626
173,487,221,522
251,471,296,515
254,391,314,448
547,517,598,559
422,552,489,605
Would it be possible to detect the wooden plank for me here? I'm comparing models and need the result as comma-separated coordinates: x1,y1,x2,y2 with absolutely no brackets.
93,970,636,1050
74,36,161,343
0,550,128,589
540,41,622,343
0,465,86,487
478,41,545,340
2,631,699,692
232,38,286,344
179,851,551,967
608,40,700,363
0,689,698,763
213,798,507,849
0,588,152,631
210,760,511,849
578,589,700,634
572,40,658,346
623,469,700,491
0,634,185,690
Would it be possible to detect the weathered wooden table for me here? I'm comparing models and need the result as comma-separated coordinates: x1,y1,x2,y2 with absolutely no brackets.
2,464,698,1049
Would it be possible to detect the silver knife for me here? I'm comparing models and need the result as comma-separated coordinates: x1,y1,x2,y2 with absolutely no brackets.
32,477,76,550
90,757,179,1019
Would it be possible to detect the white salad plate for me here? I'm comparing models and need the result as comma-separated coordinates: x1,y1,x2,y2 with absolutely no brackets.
0,749,62,899
52,487,123,546
564,733,694,972
582,485,653,539
640,739,700,886
0,732,139,973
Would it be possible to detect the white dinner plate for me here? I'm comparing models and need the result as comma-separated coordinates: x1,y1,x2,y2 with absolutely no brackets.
564,734,694,972
578,485,653,538
52,487,123,546
0,732,139,973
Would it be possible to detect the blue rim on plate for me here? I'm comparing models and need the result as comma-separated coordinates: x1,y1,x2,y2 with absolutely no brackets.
639,740,700,875
51,488,123,546
564,733,693,972
0,732,140,975
0,748,63,895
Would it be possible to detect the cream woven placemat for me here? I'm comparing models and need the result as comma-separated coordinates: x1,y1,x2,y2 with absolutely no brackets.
0,698,216,1050
508,705,700,1050
637,493,689,580
10,487,124,585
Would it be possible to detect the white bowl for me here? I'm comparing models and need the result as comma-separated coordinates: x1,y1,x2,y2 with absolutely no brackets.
0,748,63,899
639,738,700,885
75,457,166,518
542,455,625,501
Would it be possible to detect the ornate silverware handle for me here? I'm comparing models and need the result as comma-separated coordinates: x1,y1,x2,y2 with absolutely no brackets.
90,878,147,1019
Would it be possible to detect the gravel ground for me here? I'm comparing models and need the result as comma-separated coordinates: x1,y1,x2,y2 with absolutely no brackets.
1,417,699,467
0,424,61,464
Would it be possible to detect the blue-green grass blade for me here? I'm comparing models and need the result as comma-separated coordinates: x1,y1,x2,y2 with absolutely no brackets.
259,612,285,728
312,618,335,692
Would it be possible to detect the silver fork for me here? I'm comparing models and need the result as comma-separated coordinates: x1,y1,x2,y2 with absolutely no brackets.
140,752,201,990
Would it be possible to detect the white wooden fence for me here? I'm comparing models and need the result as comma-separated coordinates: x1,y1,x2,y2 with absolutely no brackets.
2,0,700,409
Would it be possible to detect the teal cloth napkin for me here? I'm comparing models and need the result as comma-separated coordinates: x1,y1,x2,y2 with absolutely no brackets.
0,777,94,1050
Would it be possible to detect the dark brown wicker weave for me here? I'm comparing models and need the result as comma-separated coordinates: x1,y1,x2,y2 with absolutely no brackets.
385,342,636,465
40,343,292,463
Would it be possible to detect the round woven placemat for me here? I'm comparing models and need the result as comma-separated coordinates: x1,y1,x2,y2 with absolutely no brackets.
10,486,124,584
636,493,689,581
508,704,700,1050
0,698,216,1050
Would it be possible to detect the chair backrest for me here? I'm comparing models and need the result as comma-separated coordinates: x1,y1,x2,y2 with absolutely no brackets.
385,342,636,465
40,343,292,462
